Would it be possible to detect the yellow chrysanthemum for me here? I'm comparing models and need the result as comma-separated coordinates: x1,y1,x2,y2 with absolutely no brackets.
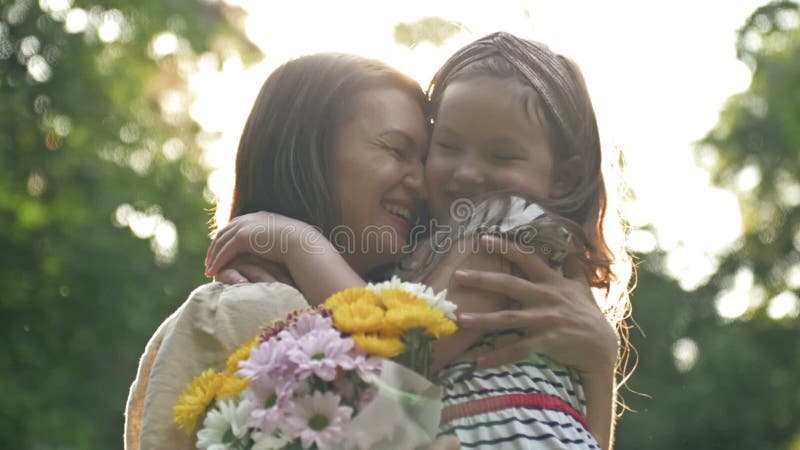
380,288,428,310
352,333,406,357
224,336,260,375
384,306,442,332
217,373,250,398
426,318,458,338
331,301,385,334
173,369,223,433
324,287,380,310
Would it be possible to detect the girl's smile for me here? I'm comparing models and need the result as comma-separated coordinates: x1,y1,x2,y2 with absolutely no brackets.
425,76,558,221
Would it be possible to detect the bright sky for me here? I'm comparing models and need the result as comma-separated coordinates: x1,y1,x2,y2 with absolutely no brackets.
189,0,767,296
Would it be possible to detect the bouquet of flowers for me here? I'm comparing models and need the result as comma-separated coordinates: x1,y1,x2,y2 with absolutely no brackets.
173,277,457,450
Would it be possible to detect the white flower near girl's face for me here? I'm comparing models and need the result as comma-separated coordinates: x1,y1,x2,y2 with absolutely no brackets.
498,196,547,231
422,287,458,319
367,276,457,319
197,399,254,450
286,391,353,450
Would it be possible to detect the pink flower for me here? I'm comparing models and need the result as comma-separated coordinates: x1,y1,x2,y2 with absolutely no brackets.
285,391,353,450
352,354,382,381
289,328,355,381
237,337,297,381
288,312,333,338
243,377,298,435
357,387,378,411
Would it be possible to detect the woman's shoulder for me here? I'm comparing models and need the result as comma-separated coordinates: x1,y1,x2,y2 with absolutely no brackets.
187,280,306,302
183,281,309,316
125,281,310,450
179,281,309,340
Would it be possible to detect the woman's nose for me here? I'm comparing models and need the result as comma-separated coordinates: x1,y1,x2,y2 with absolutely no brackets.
403,163,428,200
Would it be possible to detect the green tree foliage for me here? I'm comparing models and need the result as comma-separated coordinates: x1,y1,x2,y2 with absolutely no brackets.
616,2,800,449
0,0,258,447
616,257,800,449
700,0,800,297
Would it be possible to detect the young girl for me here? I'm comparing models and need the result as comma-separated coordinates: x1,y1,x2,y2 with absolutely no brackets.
207,32,631,449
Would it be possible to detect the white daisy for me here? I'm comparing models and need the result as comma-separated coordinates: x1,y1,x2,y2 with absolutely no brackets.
197,399,254,450
251,430,292,450
366,276,457,319
285,391,353,450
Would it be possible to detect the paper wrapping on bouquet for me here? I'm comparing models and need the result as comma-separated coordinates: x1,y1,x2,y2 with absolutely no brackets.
339,360,443,450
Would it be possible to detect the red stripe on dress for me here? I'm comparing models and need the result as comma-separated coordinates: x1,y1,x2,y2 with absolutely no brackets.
440,393,590,431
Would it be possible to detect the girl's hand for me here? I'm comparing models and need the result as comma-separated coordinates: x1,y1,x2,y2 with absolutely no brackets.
213,254,294,285
205,212,319,277
206,211,362,305
453,235,618,376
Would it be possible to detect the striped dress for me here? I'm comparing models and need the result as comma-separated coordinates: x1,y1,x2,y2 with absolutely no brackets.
437,331,600,449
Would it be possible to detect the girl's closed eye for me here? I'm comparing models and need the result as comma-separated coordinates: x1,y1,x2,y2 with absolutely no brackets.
491,151,526,161
434,141,461,153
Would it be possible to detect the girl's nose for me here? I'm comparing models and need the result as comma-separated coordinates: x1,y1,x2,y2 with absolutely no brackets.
452,157,485,186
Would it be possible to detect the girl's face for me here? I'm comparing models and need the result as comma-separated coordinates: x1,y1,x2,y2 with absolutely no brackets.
331,87,429,275
425,76,560,221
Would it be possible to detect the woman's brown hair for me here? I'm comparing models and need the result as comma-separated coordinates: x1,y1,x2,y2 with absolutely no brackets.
228,53,426,234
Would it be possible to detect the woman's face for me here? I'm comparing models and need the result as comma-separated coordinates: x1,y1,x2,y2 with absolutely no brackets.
331,87,428,275
425,76,560,221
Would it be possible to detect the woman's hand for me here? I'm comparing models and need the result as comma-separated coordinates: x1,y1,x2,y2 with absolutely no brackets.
205,211,320,277
454,235,618,375
454,235,617,449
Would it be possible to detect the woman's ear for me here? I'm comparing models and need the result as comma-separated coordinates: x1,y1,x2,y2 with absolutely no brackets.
550,156,583,199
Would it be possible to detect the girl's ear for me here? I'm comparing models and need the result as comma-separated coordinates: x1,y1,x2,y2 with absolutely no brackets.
550,156,583,199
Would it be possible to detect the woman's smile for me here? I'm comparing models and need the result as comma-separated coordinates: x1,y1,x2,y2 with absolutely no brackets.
380,200,415,235
331,86,428,274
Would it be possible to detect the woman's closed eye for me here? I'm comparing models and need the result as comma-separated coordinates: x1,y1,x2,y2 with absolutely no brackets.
375,137,407,159
383,144,408,160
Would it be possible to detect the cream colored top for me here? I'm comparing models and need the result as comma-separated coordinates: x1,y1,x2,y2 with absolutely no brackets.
124,282,310,450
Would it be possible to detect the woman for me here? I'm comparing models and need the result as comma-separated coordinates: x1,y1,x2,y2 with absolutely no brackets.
125,53,458,450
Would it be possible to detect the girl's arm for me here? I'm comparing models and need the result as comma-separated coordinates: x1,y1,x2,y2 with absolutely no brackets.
205,212,364,305
580,366,615,450
423,242,509,372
